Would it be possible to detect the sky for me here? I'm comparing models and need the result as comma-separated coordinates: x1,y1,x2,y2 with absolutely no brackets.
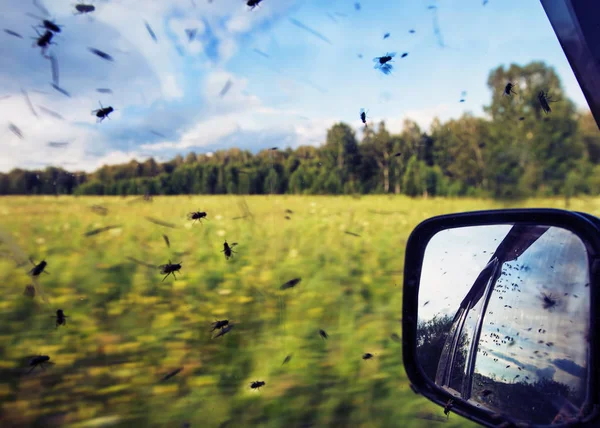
0,0,591,172
419,225,590,401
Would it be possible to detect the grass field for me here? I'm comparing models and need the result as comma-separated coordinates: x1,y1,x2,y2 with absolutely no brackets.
1,195,598,428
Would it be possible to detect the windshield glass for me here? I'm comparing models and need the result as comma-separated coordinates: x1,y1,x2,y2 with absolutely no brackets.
1,1,599,427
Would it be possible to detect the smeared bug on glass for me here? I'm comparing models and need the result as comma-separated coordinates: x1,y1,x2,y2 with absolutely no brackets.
96,88,112,94
538,90,558,114
74,3,95,15
84,225,120,237
362,353,374,360
540,292,558,310
222,241,237,260
29,259,49,276
88,48,114,62
90,205,108,215
24,284,36,298
160,367,183,382
250,380,265,390
219,80,233,98
319,329,328,340
383,32,390,39
345,231,360,237
213,324,233,338
9,123,24,139
92,102,114,122
460,91,467,103
282,354,292,365
39,106,64,121
28,355,51,373
150,130,166,138
373,52,396,75
288,18,332,45
428,4,446,48
211,319,229,331
144,21,157,42
247,0,263,10
503,82,517,97
185,28,197,43
144,217,177,229
280,277,301,290
354,2,361,11
390,333,401,342
4,29,23,39
187,211,207,224
32,29,54,56
52,309,68,328
126,256,156,268
158,260,182,281
163,234,170,248
444,399,454,418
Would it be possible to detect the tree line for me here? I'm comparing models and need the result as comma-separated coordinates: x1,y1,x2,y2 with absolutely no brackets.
2,61,599,199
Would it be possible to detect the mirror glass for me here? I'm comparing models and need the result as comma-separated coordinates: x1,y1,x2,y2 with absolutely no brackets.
416,224,590,426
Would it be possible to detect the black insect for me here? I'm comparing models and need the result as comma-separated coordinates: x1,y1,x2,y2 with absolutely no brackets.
32,29,54,55
373,52,396,75
74,3,95,14
280,278,301,290
540,292,558,310
383,32,390,39
538,90,557,114
145,21,157,42
23,285,36,298
503,82,517,97
282,354,292,365
145,217,176,228
161,367,183,382
36,19,62,34
250,380,265,390
9,123,23,139
319,329,328,339
28,355,51,373
188,211,207,224
4,29,23,38
158,260,182,281
88,48,114,61
222,241,238,260
29,259,48,276
163,234,170,248
92,102,114,122
360,108,368,127
211,320,229,331
409,29,415,34
460,91,467,102
401,52,408,58
53,309,68,327
84,225,120,236
213,324,233,338
185,28,198,42
247,0,263,10
394,152,402,157
96,88,113,94
444,399,454,418
362,353,374,360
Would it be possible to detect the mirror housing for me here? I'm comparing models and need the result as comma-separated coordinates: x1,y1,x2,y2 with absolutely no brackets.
402,209,600,427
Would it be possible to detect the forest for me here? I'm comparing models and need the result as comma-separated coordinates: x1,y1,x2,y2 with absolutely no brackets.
2,61,599,199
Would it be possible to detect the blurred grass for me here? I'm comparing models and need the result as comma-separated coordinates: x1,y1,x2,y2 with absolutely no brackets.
1,195,598,427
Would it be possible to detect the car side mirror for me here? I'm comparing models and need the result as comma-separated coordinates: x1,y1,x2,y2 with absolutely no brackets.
402,209,600,427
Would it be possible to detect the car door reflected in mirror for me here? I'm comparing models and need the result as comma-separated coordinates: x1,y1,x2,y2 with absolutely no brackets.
416,224,590,426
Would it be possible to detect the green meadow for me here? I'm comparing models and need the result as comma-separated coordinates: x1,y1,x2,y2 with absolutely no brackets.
1,195,598,428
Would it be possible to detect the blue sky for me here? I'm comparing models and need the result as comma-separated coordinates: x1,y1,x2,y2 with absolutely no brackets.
0,0,590,171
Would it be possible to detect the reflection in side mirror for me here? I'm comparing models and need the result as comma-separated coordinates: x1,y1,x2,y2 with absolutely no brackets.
413,221,593,426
